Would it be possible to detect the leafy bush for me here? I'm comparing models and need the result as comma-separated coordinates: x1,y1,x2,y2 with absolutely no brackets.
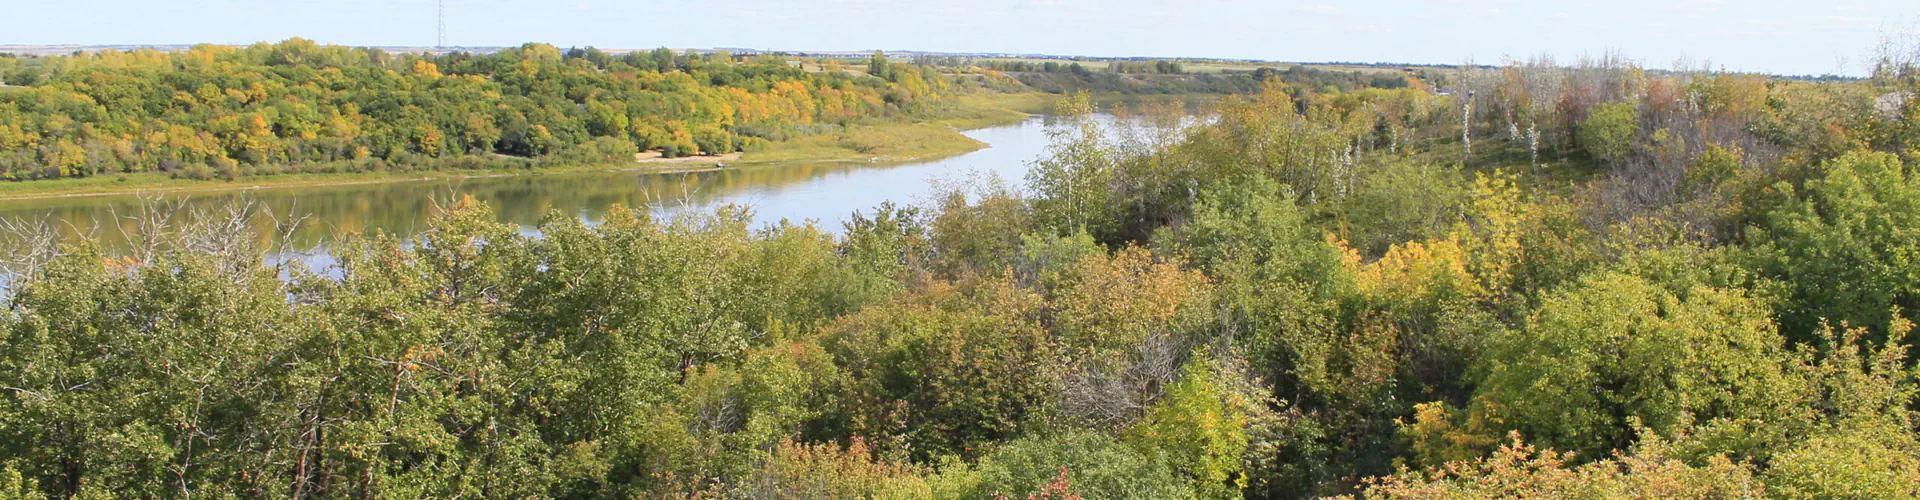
972,432,1191,500
1579,101,1639,164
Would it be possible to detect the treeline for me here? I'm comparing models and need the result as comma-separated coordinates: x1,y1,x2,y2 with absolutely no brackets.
0,39,950,181
976,59,1095,74
1004,64,1413,96
1013,71,1265,95
1248,66,1412,91
973,59,1184,75
1107,61,1185,74
2,49,1920,499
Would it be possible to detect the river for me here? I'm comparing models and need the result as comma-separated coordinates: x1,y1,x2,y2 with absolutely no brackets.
0,115,1063,260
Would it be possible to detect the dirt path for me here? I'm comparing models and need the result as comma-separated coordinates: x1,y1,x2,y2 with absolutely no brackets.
633,151,743,165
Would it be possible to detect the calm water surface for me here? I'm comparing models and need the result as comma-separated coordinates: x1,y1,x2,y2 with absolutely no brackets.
0,116,1061,258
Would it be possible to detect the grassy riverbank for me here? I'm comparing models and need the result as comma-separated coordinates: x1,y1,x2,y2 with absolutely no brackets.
0,92,1062,201
740,91,1058,164
741,123,990,165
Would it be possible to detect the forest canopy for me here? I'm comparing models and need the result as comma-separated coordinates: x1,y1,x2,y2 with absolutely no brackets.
0,39,952,180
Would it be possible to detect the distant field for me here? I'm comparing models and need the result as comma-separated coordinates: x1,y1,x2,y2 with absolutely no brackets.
1178,62,1282,74
793,61,872,77
967,57,1419,75
971,57,1282,74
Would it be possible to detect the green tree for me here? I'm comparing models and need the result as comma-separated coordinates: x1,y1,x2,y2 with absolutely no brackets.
822,276,1058,460
1170,176,1350,394
1349,434,1764,499
1748,150,1920,341
868,50,891,81
1764,420,1920,499
1125,355,1257,499
928,177,1033,277
1027,92,1123,241
1473,273,1800,460
972,431,1191,500
1579,101,1639,164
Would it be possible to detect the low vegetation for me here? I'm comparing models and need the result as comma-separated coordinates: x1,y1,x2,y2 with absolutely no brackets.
1,40,1918,499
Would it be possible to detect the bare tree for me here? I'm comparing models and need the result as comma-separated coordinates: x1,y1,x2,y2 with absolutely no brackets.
1057,330,1189,429
0,193,313,288
0,213,65,279
110,192,188,266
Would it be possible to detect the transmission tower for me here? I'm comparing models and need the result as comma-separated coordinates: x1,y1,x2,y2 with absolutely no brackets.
437,0,447,48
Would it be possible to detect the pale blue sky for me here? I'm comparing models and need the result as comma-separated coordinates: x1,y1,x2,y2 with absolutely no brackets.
6,0,1916,75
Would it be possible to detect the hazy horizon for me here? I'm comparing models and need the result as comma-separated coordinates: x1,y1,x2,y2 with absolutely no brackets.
4,0,1917,76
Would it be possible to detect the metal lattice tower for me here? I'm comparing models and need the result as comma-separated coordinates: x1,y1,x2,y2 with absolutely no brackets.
437,0,447,48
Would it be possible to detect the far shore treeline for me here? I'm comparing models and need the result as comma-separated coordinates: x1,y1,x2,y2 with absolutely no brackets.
0,39,1416,185
0,40,955,180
